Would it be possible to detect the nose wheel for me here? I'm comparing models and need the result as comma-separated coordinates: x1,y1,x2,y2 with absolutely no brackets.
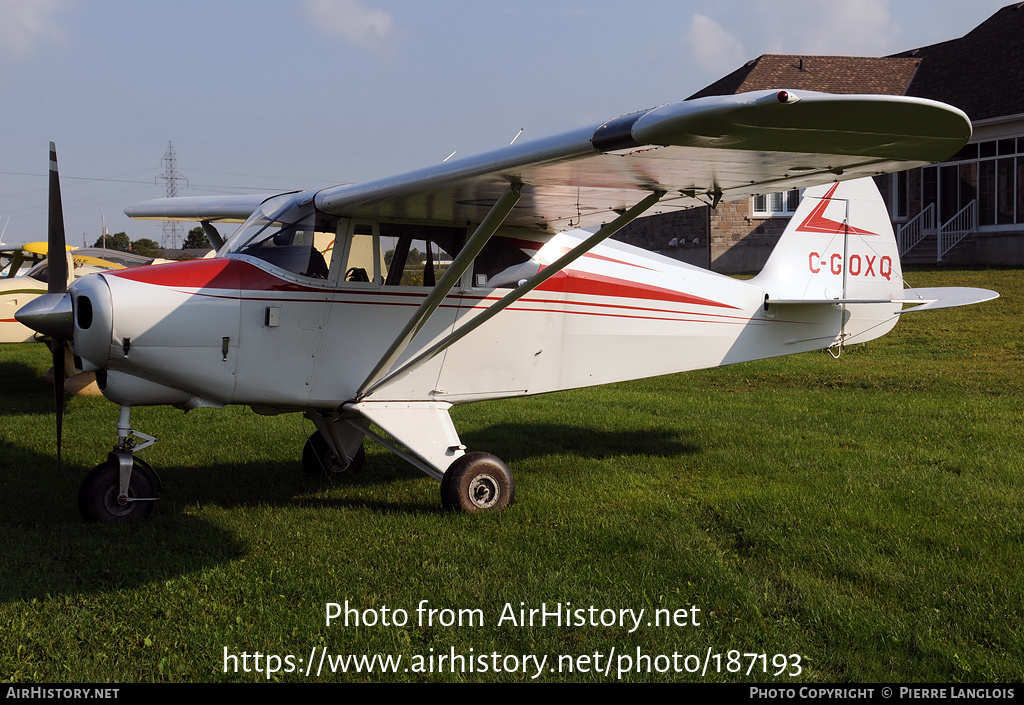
78,405,161,523
78,455,161,523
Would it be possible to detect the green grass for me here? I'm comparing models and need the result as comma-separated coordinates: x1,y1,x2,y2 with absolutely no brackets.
0,268,1022,683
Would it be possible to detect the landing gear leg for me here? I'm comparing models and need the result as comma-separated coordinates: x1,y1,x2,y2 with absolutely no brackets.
303,411,367,476
78,405,161,523
342,402,515,513
303,433,365,476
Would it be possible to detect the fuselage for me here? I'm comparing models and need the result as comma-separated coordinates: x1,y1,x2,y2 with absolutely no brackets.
67,231,855,413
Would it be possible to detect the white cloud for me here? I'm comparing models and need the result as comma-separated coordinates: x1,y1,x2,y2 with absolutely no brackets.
303,0,395,53
0,0,66,59
752,0,902,56
797,0,901,55
687,14,747,76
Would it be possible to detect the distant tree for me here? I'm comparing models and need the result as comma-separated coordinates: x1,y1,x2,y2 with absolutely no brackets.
92,231,130,252
131,238,162,258
183,226,212,250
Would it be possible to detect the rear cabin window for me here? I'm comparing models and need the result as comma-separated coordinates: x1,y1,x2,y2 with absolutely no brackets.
380,224,464,287
472,237,538,288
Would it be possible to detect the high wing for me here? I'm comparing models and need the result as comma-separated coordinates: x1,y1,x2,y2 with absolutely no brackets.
126,90,971,231
2,242,71,278
125,193,272,223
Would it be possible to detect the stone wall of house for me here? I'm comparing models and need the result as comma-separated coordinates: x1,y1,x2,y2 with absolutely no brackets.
612,206,710,268
614,197,788,273
614,175,979,273
707,199,785,273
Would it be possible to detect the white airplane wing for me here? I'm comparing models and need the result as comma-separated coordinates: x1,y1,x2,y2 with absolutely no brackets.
126,90,971,231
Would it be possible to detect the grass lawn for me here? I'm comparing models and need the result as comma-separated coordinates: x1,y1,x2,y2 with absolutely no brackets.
0,267,1021,683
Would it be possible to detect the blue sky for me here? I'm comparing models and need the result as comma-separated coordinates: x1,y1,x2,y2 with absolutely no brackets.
0,0,1012,246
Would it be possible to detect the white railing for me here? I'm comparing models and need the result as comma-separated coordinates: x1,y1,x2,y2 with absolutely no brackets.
938,200,977,261
896,203,935,256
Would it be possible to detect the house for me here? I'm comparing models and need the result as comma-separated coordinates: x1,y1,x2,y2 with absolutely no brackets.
616,3,1024,270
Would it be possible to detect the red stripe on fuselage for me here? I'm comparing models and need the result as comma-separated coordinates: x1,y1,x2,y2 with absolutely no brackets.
106,258,323,293
106,256,735,310
536,269,737,309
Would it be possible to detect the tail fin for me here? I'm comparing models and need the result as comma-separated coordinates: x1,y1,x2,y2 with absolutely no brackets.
751,178,997,346
753,177,903,302
751,177,905,345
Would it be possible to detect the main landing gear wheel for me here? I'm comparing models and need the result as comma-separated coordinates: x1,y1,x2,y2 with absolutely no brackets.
302,433,365,476
78,457,161,523
440,452,515,513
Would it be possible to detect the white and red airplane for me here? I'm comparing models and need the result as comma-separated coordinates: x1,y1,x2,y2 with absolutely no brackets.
17,90,997,522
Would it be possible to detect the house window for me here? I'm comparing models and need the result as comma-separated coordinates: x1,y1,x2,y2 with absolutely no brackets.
1017,155,1024,224
752,189,800,216
926,138,1022,228
893,170,909,220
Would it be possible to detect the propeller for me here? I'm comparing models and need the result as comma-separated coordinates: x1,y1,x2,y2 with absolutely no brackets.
48,142,68,468
16,143,74,468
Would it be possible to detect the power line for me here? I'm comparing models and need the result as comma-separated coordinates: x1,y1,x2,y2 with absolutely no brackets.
0,168,309,191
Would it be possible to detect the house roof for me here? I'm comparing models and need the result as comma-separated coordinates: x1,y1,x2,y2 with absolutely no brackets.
891,3,1024,121
689,3,1024,123
688,55,921,99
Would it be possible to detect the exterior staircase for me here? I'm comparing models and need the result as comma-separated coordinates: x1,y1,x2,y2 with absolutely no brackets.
898,233,975,264
897,200,977,264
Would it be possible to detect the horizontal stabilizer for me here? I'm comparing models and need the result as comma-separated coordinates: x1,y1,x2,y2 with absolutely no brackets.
767,297,894,306
894,287,999,313
766,287,998,312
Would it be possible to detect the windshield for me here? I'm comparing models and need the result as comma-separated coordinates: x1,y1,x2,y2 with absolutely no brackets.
222,193,336,279
25,259,51,283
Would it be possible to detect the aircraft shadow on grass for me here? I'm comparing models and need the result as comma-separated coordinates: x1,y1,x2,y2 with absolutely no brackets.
136,422,700,513
1,354,698,599
0,422,697,600
0,359,56,415
2,416,698,505
0,441,246,601
460,423,700,463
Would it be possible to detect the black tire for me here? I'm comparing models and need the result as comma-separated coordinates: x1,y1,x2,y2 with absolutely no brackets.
78,457,159,523
440,452,514,513
302,433,365,476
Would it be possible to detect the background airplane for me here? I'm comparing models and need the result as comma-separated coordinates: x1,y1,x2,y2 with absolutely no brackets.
15,89,996,522
1,247,123,344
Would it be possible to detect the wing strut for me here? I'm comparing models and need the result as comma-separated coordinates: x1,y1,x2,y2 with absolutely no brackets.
360,188,665,399
357,182,522,397
201,221,225,250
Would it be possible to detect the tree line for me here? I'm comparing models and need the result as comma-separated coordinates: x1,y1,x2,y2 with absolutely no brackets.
91,226,212,256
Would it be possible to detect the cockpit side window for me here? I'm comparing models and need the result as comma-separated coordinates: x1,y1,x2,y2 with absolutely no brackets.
340,223,378,284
